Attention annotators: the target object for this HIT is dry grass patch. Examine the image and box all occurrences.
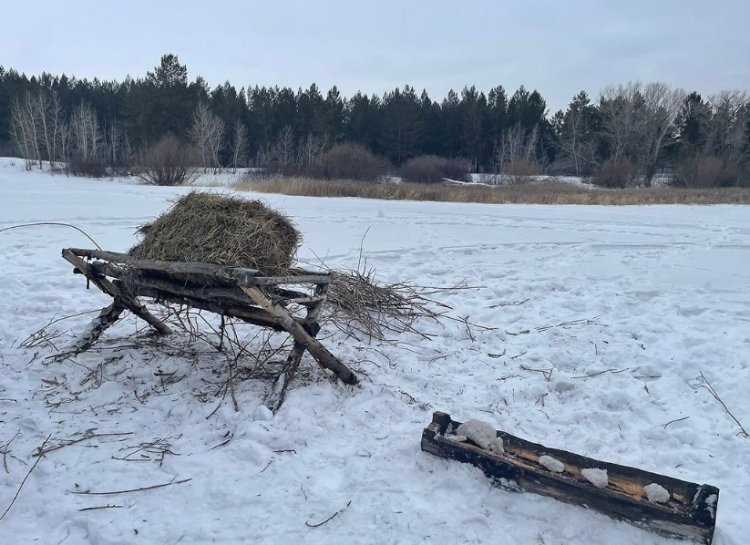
[237,177,750,205]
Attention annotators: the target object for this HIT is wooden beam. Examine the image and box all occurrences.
[62,249,172,336]
[242,286,357,385]
[265,284,328,412]
[421,412,719,544]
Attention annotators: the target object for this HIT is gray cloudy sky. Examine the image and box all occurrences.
[2,0,748,111]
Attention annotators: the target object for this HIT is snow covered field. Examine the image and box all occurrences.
[1,158,749,544]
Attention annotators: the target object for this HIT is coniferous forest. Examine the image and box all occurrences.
[1,54,748,187]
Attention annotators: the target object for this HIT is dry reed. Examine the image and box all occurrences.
[239,177,750,205]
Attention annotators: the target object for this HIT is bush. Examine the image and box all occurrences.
[503,159,543,184]
[674,154,739,188]
[590,158,640,188]
[315,143,391,182]
[399,155,470,184]
[65,158,108,178]
[137,134,200,186]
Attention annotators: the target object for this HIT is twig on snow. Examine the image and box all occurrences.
[0,430,20,474]
[78,504,123,512]
[535,316,600,333]
[571,367,629,379]
[305,500,352,528]
[34,431,134,457]
[663,416,690,429]
[697,371,748,438]
[0,433,52,521]
[72,477,192,496]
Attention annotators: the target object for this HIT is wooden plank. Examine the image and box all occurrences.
[242,286,357,385]
[265,284,328,412]
[421,412,718,544]
[70,302,125,353]
[66,248,330,285]
[62,249,172,336]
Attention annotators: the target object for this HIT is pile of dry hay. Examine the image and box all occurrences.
[130,192,301,274]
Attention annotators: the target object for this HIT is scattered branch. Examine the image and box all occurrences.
[535,316,600,333]
[0,433,52,521]
[696,371,748,438]
[663,416,690,429]
[72,477,192,496]
[78,504,123,512]
[305,500,352,528]
[34,431,133,457]
[0,430,20,474]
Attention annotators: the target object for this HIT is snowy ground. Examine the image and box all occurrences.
[1,158,748,544]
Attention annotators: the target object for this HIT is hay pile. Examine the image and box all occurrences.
[130,192,300,274]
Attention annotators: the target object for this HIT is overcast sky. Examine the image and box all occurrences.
[2,0,748,111]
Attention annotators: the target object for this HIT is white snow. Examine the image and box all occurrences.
[1,157,749,544]
[539,455,565,473]
[489,437,505,454]
[582,468,609,489]
[455,419,498,450]
[644,483,670,503]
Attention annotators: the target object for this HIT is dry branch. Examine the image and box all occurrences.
[697,371,748,438]
[73,477,192,496]
[0,434,51,522]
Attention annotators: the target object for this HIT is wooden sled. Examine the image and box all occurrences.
[62,248,357,411]
[421,412,719,544]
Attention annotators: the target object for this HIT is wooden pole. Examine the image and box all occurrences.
[242,286,357,385]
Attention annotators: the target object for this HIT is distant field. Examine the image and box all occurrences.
[240,176,750,205]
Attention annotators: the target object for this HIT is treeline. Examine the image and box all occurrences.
[1,54,748,186]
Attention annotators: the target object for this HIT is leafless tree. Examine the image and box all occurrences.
[10,94,42,168]
[70,101,102,161]
[189,102,224,173]
[9,89,66,169]
[272,125,296,169]
[707,90,749,165]
[600,82,685,184]
[296,132,327,168]
[494,123,538,171]
[640,82,685,181]
[230,121,247,173]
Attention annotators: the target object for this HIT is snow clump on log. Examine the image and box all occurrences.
[581,468,609,488]
[539,455,565,473]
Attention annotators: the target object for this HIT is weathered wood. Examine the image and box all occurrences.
[94,262,320,309]
[421,412,719,544]
[265,284,328,412]
[242,286,357,385]
[62,249,172,337]
[120,283,289,332]
[68,248,330,285]
[71,302,125,353]
[62,248,351,400]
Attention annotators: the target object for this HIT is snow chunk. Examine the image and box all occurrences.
[489,437,505,454]
[253,405,273,421]
[582,468,608,488]
[644,483,670,503]
[539,455,564,473]
[455,419,497,450]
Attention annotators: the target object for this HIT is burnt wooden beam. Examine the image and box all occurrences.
[421,412,718,544]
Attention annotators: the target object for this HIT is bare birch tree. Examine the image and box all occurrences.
[189,102,224,172]
[230,121,247,173]
[70,100,102,161]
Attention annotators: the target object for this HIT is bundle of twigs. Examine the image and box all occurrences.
[325,268,447,342]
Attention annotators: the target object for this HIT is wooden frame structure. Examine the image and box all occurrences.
[421,412,719,544]
[62,248,357,411]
